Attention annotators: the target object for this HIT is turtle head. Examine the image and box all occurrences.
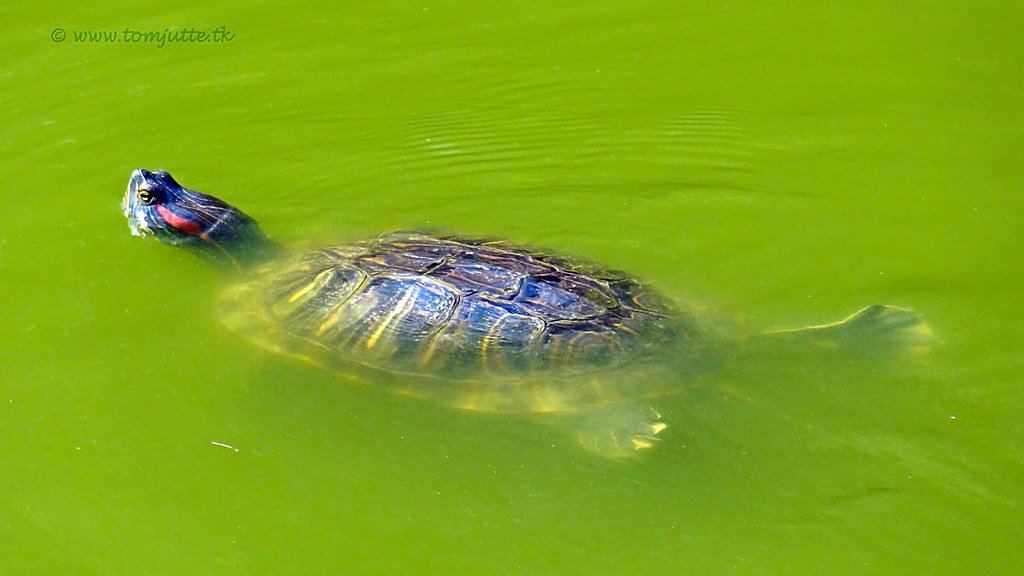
[122,169,275,267]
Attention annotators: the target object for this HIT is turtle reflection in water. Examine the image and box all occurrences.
[122,169,932,458]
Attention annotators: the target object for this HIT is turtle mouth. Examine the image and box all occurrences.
[126,212,151,237]
[123,171,153,237]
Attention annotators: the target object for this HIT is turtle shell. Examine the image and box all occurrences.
[219,233,699,411]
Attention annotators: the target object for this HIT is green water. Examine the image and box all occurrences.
[2,1,1021,574]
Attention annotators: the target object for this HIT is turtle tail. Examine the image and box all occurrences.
[753,304,934,356]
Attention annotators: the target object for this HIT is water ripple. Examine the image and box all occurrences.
[369,105,758,191]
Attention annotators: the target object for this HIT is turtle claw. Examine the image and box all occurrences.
[571,405,668,459]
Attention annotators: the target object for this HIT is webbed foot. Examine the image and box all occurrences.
[569,405,668,459]
[824,305,933,354]
[762,304,933,355]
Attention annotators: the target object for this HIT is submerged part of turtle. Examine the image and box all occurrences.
[122,169,933,458]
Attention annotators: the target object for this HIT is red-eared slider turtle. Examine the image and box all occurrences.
[122,169,932,458]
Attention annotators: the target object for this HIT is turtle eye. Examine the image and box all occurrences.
[137,189,156,205]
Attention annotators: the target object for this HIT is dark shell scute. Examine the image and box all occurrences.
[428,297,547,372]
[317,274,460,356]
[513,276,607,320]
[271,264,368,325]
[428,254,527,294]
[354,248,452,275]
[444,298,546,351]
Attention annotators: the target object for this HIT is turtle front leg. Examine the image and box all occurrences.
[560,404,668,459]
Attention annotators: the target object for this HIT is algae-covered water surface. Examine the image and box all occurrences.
[1,2,1021,574]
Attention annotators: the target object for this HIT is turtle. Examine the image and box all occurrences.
[121,168,933,458]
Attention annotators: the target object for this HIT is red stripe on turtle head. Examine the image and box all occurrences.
[156,203,205,236]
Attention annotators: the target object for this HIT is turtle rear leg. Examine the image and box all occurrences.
[563,404,668,459]
[761,304,933,355]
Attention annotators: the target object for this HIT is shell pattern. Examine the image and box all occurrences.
[243,233,686,380]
